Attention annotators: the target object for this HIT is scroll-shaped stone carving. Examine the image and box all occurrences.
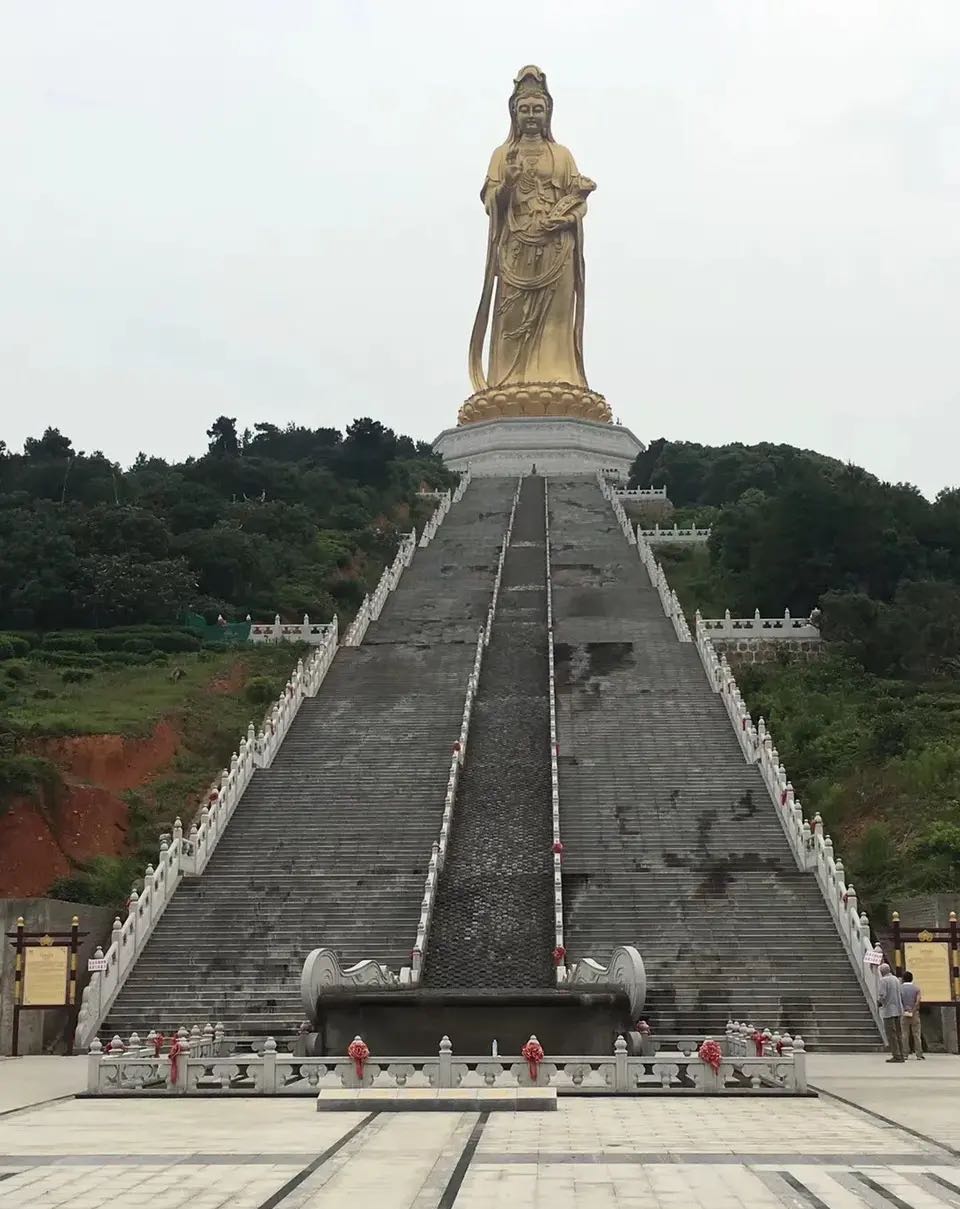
[567,944,646,1020]
[300,947,399,1025]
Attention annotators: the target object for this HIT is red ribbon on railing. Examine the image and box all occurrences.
[521,1038,544,1083]
[698,1040,722,1073]
[552,841,564,856]
[348,1037,369,1081]
[751,1030,765,1057]
[167,1036,185,1084]
[152,1032,164,1057]
[552,945,566,965]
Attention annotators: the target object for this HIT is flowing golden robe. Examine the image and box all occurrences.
[469,140,594,393]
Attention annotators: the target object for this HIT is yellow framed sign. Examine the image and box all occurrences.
[903,940,953,1005]
[22,945,69,1007]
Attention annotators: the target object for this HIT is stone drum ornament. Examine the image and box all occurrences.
[462,65,611,426]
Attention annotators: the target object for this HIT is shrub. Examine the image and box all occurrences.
[41,633,97,653]
[61,668,95,683]
[49,854,140,909]
[245,676,277,705]
[4,661,30,683]
[0,635,31,661]
[27,650,104,669]
[0,755,62,807]
[122,637,154,654]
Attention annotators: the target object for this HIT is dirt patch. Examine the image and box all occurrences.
[0,797,72,896]
[208,660,247,696]
[27,720,180,793]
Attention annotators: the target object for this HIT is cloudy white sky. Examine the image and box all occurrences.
[2,1,958,494]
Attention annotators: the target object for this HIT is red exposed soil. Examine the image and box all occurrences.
[1,720,184,897]
[27,720,180,793]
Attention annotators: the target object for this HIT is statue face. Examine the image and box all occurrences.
[516,96,547,136]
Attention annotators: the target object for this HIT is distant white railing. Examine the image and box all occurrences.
[411,477,522,984]
[418,470,472,548]
[544,480,564,984]
[343,530,416,647]
[248,615,336,645]
[697,609,820,641]
[597,480,882,1035]
[639,523,711,545]
[87,1028,807,1095]
[75,625,341,1049]
[615,485,667,502]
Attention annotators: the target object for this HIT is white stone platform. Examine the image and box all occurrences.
[433,416,643,477]
[316,1087,557,1111]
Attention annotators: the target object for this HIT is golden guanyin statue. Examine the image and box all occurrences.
[461,66,611,426]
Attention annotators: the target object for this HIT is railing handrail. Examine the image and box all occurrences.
[545,479,564,982]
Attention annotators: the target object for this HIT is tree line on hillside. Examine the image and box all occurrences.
[632,439,960,680]
[0,417,453,631]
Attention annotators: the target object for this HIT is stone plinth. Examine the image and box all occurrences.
[433,416,643,478]
[317,1087,557,1111]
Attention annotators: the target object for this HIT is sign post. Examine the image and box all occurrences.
[891,911,960,1051]
[5,916,88,1056]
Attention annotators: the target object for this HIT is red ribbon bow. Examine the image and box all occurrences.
[521,1038,545,1082]
[347,1038,370,1081]
[698,1040,722,1073]
[552,841,564,856]
[167,1037,185,1084]
[152,1032,165,1057]
[752,1030,765,1056]
[552,945,566,965]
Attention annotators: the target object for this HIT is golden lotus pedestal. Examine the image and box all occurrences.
[458,381,612,426]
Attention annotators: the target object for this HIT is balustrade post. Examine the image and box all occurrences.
[614,1034,628,1091]
[261,1037,277,1093]
[438,1035,453,1088]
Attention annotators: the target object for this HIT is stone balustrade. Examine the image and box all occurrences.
[599,485,884,1035]
[343,530,416,647]
[248,615,336,645]
[614,486,667,501]
[418,469,472,549]
[412,477,522,983]
[697,608,820,641]
[86,1028,807,1095]
[639,522,711,545]
[75,627,341,1050]
[596,470,636,546]
[544,480,564,983]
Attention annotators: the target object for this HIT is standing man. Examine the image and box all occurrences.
[878,963,905,1062]
[900,971,924,1059]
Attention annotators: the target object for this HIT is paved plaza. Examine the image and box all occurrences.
[0,1055,958,1207]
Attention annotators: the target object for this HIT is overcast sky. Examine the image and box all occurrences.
[2,1,958,495]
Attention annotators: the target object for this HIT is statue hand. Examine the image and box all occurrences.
[504,160,522,185]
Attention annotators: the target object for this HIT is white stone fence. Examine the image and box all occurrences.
[596,470,636,546]
[248,615,335,645]
[343,530,416,647]
[87,1029,807,1095]
[615,486,668,502]
[634,526,691,642]
[412,477,522,983]
[697,609,820,641]
[75,625,341,1050]
[418,469,472,548]
[639,523,711,545]
[544,480,564,984]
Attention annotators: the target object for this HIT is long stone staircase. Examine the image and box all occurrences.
[549,478,881,1050]
[101,478,516,1039]
[423,477,554,989]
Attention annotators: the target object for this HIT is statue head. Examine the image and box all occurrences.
[508,64,554,143]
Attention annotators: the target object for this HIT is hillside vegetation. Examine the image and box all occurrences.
[632,440,960,916]
[0,417,451,904]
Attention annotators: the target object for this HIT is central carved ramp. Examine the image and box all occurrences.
[423,476,554,988]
